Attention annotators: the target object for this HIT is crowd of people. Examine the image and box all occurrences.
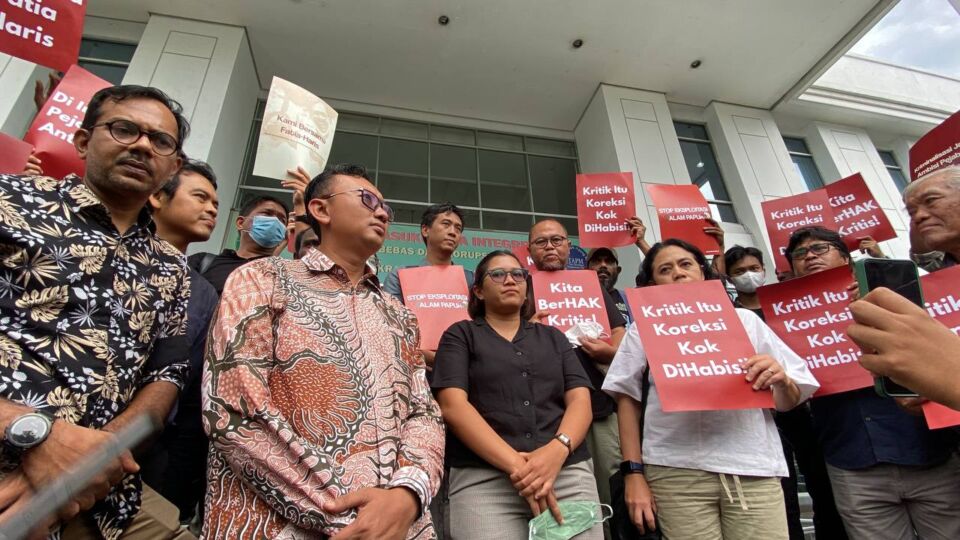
[0,83,957,540]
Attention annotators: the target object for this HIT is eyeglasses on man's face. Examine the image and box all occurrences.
[320,188,395,222]
[91,119,180,156]
[790,242,835,260]
[484,268,529,284]
[530,235,568,249]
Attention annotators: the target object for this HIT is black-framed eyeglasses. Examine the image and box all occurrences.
[531,235,568,249]
[790,242,834,260]
[320,188,395,222]
[484,268,529,283]
[91,120,179,156]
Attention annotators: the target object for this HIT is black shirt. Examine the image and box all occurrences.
[432,318,593,469]
[188,249,265,295]
[579,288,627,419]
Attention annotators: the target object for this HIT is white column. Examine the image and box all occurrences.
[0,54,53,137]
[121,15,261,254]
[805,122,910,257]
[703,102,806,272]
[575,84,690,286]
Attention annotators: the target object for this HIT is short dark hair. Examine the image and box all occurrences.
[641,238,720,286]
[82,85,190,150]
[238,195,290,218]
[303,163,373,233]
[724,245,764,272]
[420,203,465,245]
[784,226,850,268]
[158,159,217,198]
[294,228,319,257]
[468,250,534,319]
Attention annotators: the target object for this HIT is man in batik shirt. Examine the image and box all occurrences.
[203,163,444,540]
[0,85,192,539]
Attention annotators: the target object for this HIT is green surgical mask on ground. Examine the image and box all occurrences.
[528,501,612,540]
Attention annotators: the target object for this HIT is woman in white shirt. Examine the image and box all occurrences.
[603,239,819,540]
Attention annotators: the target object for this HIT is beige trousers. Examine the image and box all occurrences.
[61,485,196,540]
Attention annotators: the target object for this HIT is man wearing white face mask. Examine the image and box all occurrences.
[724,245,848,540]
[188,195,290,294]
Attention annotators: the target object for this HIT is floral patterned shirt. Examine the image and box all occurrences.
[0,173,191,539]
[202,249,444,539]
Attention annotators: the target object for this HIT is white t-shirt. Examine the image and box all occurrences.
[602,308,820,478]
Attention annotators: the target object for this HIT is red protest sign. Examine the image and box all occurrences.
[24,65,111,180]
[0,132,33,174]
[512,243,537,273]
[0,0,86,72]
[624,280,769,412]
[909,109,960,181]
[576,172,635,248]
[919,265,960,429]
[398,265,470,351]
[825,173,897,250]
[758,266,873,397]
[532,270,610,338]
[645,184,719,255]
[760,190,834,273]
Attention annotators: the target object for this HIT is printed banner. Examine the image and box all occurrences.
[253,76,338,180]
[825,173,897,250]
[532,270,611,338]
[23,64,110,179]
[919,265,960,428]
[0,132,32,174]
[0,0,86,71]
[576,172,635,248]
[624,280,769,412]
[909,109,960,181]
[760,190,834,273]
[398,265,470,351]
[757,266,873,396]
[645,184,719,255]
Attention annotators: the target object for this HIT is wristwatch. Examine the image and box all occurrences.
[3,411,54,458]
[620,460,645,476]
[554,433,573,456]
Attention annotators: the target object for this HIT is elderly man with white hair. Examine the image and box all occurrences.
[903,165,960,268]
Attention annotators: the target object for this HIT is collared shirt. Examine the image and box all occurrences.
[431,318,592,469]
[0,173,191,539]
[603,309,820,478]
[809,388,955,470]
[382,258,475,301]
[203,249,444,539]
[188,249,266,295]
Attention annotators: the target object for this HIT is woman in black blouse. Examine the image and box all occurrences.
[432,250,601,540]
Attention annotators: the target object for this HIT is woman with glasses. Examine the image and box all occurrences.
[431,249,602,540]
[603,239,819,540]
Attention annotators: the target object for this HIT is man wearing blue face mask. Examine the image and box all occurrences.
[188,195,290,294]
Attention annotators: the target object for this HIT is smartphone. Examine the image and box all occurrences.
[853,258,923,398]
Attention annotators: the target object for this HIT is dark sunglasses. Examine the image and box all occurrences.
[320,188,395,221]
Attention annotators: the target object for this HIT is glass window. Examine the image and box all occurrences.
[482,211,533,233]
[529,156,577,215]
[77,38,136,85]
[525,137,577,157]
[381,118,427,139]
[783,137,824,191]
[479,150,530,212]
[379,138,428,201]
[478,131,524,151]
[431,125,476,145]
[431,144,479,206]
[328,132,379,172]
[337,113,380,134]
[675,122,738,224]
[878,150,909,193]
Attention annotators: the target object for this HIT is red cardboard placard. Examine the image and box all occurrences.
[532,270,610,338]
[758,266,873,397]
[825,173,897,251]
[645,184,719,255]
[576,172,635,248]
[0,132,33,174]
[760,190,835,273]
[909,109,960,181]
[23,65,111,180]
[624,280,772,412]
[398,265,470,351]
[512,243,537,273]
[919,265,960,429]
[0,0,86,72]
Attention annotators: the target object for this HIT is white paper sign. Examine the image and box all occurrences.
[253,76,338,180]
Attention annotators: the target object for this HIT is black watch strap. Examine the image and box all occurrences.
[620,460,645,476]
